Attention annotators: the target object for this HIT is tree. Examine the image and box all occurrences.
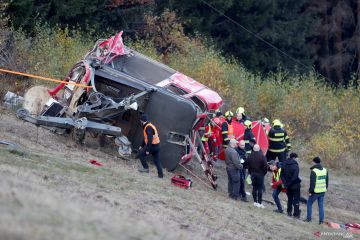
[308,0,359,86]
[142,9,188,63]
[5,0,154,35]
[156,0,315,75]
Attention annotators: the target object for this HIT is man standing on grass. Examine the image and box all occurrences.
[270,161,286,213]
[225,138,243,200]
[236,140,248,202]
[246,144,268,208]
[138,114,163,178]
[281,153,301,218]
[305,156,329,224]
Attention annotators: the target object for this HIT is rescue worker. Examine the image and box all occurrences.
[138,114,163,178]
[270,161,286,213]
[261,117,270,135]
[222,111,234,148]
[211,111,222,159]
[236,140,248,202]
[266,119,291,163]
[246,144,268,208]
[209,121,219,159]
[200,122,212,155]
[305,157,329,224]
[281,153,301,218]
[244,120,256,155]
[235,107,250,123]
[225,138,243,200]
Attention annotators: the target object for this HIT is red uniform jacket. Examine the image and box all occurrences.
[272,169,287,193]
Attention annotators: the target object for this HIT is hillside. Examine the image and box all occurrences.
[0,107,359,240]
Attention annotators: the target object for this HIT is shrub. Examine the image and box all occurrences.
[27,24,94,80]
[0,24,95,96]
[1,24,359,173]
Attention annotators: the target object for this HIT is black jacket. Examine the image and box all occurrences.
[281,157,301,189]
[221,119,232,146]
[236,147,247,161]
[268,126,291,152]
[245,151,268,176]
[309,164,329,194]
[244,129,256,153]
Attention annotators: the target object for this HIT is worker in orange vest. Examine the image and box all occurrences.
[138,113,163,178]
[222,111,234,148]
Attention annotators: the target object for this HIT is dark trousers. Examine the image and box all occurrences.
[286,185,301,216]
[266,151,286,163]
[239,169,246,198]
[251,174,264,204]
[272,187,283,211]
[227,169,240,199]
[139,145,163,177]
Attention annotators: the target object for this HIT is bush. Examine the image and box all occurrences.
[165,37,359,173]
[26,24,95,80]
[168,40,231,97]
[1,25,359,173]
[0,24,95,96]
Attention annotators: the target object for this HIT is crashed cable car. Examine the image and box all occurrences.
[17,32,222,188]
[17,32,271,189]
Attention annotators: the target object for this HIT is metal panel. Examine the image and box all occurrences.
[143,89,197,171]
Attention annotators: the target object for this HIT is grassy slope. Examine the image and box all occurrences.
[0,109,359,240]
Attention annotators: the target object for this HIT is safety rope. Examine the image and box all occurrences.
[0,68,92,89]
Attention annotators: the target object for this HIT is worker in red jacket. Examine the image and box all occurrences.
[200,122,212,154]
[270,161,286,213]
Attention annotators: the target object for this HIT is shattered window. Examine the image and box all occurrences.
[165,84,188,95]
[191,96,207,112]
[109,51,175,85]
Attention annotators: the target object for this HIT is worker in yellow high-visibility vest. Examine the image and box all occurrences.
[305,157,329,224]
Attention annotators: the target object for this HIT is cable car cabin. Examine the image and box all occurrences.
[42,32,222,172]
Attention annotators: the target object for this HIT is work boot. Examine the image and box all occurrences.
[138,168,149,173]
[293,210,301,219]
[273,209,283,214]
[240,197,248,202]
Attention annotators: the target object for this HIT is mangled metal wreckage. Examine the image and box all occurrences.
[17,32,223,189]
